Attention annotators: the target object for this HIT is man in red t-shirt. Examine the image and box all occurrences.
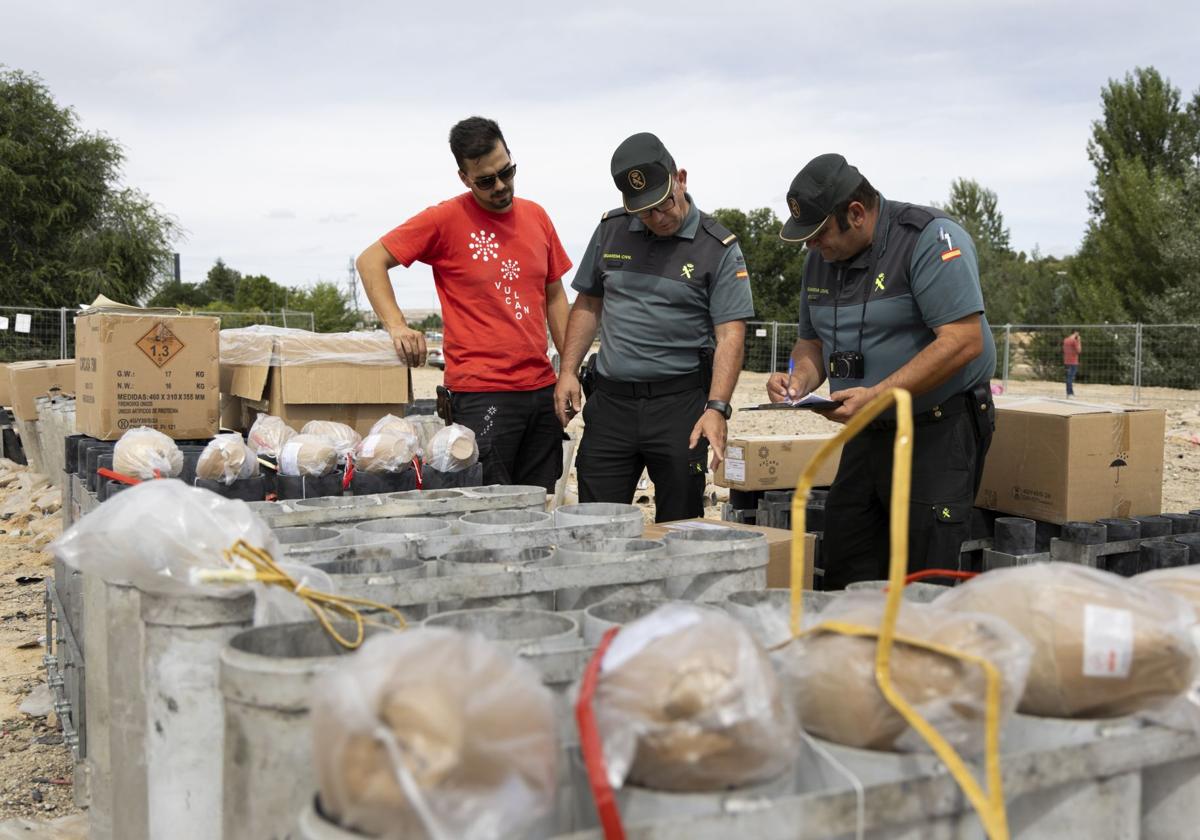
[356,117,572,491]
[1062,330,1081,397]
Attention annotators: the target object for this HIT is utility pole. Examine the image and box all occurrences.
[346,257,362,325]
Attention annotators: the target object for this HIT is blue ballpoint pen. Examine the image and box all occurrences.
[787,358,796,401]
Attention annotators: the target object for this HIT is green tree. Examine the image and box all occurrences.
[290,281,357,332]
[1076,67,1200,321]
[202,257,241,303]
[0,67,179,306]
[710,207,806,322]
[146,278,209,308]
[234,273,290,311]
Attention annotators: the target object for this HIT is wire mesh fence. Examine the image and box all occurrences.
[0,307,315,363]
[741,320,1200,405]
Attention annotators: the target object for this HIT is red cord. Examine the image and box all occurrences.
[342,457,355,491]
[412,457,424,490]
[902,571,979,583]
[97,467,141,486]
[575,626,625,840]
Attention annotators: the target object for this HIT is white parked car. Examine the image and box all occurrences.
[427,347,445,369]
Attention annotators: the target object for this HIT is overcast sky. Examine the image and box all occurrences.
[5,1,1199,313]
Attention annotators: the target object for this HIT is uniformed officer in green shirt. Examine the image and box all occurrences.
[769,153,996,586]
[556,132,755,523]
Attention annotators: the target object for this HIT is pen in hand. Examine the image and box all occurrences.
[787,358,797,401]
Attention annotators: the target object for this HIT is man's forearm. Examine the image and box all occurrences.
[559,295,603,373]
[708,321,745,402]
[870,322,981,398]
[356,242,407,330]
[546,282,569,355]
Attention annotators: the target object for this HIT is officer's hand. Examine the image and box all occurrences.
[689,409,727,466]
[388,325,427,367]
[766,372,802,403]
[821,387,877,424]
[554,373,582,428]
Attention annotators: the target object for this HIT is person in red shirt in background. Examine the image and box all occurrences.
[1062,330,1081,397]
[356,117,571,491]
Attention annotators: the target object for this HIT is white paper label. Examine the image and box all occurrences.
[14,313,31,333]
[726,446,744,460]
[1082,604,1133,679]
[279,441,302,477]
[602,606,701,673]
[755,328,767,337]
[0,317,8,330]
[725,457,746,482]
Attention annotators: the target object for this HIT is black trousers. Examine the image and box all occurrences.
[450,385,564,493]
[822,392,994,589]
[576,385,708,523]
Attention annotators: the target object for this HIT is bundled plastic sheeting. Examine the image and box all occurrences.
[425,424,479,473]
[247,414,296,458]
[937,563,1197,718]
[301,420,362,460]
[50,480,333,624]
[112,427,184,480]
[311,629,558,840]
[219,325,402,367]
[1137,566,1200,610]
[196,433,260,485]
[1135,566,1200,733]
[278,434,338,477]
[50,480,278,596]
[355,433,419,474]
[777,592,1032,752]
[591,603,797,792]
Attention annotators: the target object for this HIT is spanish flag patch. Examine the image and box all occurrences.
[941,248,962,262]
[735,269,749,279]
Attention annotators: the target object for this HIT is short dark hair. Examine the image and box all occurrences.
[449,117,507,169]
[833,176,880,232]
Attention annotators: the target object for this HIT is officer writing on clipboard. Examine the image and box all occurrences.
[769,153,996,587]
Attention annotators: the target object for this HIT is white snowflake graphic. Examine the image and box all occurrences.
[500,259,520,282]
[468,230,499,262]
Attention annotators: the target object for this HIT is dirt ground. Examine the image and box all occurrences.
[0,462,79,824]
[0,366,1194,827]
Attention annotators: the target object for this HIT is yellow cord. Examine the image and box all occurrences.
[787,388,1009,840]
[222,539,408,649]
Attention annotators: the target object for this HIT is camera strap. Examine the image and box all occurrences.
[831,242,880,356]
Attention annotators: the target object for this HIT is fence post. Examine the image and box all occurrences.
[1133,323,1143,405]
[60,308,68,359]
[1002,325,1011,394]
[770,322,778,373]
[309,312,315,332]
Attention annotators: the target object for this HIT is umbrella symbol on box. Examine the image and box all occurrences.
[1110,452,1128,484]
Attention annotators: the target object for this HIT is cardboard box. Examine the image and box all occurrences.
[0,363,11,408]
[222,329,412,436]
[7,359,76,422]
[716,434,842,491]
[643,518,815,590]
[75,312,220,440]
[975,398,1165,525]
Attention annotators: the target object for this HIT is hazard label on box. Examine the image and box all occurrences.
[136,323,186,368]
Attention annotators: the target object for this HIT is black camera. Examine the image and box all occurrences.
[828,351,865,379]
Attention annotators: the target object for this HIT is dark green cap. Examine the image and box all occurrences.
[611,132,676,213]
[780,153,863,242]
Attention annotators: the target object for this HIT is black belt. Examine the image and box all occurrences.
[867,390,989,431]
[595,370,703,398]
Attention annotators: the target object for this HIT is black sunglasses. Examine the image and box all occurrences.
[471,162,517,190]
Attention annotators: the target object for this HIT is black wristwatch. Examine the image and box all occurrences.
[705,399,733,420]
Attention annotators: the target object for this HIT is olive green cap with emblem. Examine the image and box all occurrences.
[611,132,677,214]
[780,153,864,242]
